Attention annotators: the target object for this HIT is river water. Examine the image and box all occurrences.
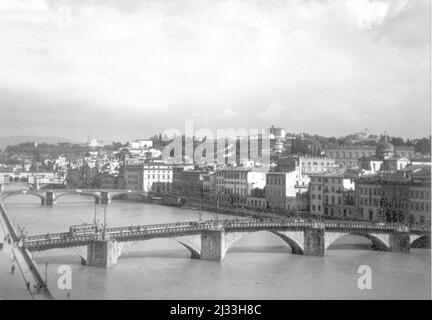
[0,189,430,300]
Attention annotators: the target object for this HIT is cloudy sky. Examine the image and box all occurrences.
[0,0,430,142]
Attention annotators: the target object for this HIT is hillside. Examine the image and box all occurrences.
[0,136,76,150]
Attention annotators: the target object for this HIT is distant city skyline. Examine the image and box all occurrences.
[0,0,430,141]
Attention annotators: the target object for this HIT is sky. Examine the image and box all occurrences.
[0,0,430,142]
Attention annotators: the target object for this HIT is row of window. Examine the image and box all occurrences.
[311,205,322,212]
[304,162,333,166]
[410,201,430,211]
[267,188,285,197]
[311,177,342,183]
[410,190,430,200]
[146,174,171,180]
[267,177,287,185]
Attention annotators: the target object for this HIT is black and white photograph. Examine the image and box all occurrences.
[0,0,430,304]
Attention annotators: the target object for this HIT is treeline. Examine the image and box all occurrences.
[3,142,88,158]
[289,135,431,155]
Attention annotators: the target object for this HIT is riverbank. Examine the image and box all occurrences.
[0,202,53,300]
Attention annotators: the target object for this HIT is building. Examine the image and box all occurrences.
[267,126,286,155]
[202,173,216,192]
[266,125,286,140]
[180,170,206,199]
[309,172,356,218]
[323,139,415,166]
[355,174,431,226]
[246,196,267,210]
[95,173,118,189]
[171,165,195,195]
[216,168,268,205]
[123,162,173,193]
[298,156,338,175]
[274,155,337,175]
[286,192,310,212]
[358,138,411,173]
[265,167,309,210]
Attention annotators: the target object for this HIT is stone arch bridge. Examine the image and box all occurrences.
[0,189,147,205]
[22,219,430,268]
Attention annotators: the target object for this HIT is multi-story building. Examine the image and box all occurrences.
[358,138,411,173]
[309,172,356,218]
[171,165,194,195]
[202,172,216,192]
[180,170,206,199]
[95,173,118,189]
[266,171,298,209]
[265,165,310,210]
[323,140,415,167]
[123,162,173,193]
[246,196,267,210]
[298,156,338,175]
[216,167,268,204]
[274,155,337,175]
[355,174,431,226]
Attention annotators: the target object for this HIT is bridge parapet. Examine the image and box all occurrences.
[21,218,430,267]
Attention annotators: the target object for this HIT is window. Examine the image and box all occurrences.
[409,215,415,224]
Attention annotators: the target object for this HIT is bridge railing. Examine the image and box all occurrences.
[23,218,430,249]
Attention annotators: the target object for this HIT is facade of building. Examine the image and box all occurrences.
[216,168,268,204]
[95,173,118,189]
[309,172,356,218]
[266,170,301,209]
[124,162,173,193]
[298,156,338,175]
[323,142,415,167]
[358,139,411,174]
[246,196,267,209]
[180,170,206,199]
[355,175,431,226]
[202,173,216,192]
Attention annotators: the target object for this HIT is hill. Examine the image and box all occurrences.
[0,136,76,150]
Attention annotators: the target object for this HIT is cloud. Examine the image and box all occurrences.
[346,0,409,30]
[257,103,285,120]
[0,0,429,140]
[221,108,239,118]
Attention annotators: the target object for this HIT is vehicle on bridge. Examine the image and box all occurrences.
[69,223,99,236]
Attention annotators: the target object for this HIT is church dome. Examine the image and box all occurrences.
[376,137,394,158]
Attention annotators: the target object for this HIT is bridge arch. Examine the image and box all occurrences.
[410,235,430,249]
[225,230,304,255]
[54,191,100,202]
[118,235,201,260]
[325,232,390,251]
[1,191,46,202]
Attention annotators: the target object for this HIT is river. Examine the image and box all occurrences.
[0,190,430,300]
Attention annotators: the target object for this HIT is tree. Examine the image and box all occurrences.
[390,136,404,146]
[291,138,310,155]
[414,137,431,155]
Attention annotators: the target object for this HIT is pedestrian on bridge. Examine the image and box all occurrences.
[10,264,15,274]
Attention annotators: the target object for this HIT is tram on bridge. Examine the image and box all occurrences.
[69,223,99,236]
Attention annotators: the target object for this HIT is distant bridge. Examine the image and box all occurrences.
[0,188,148,205]
[21,219,430,268]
